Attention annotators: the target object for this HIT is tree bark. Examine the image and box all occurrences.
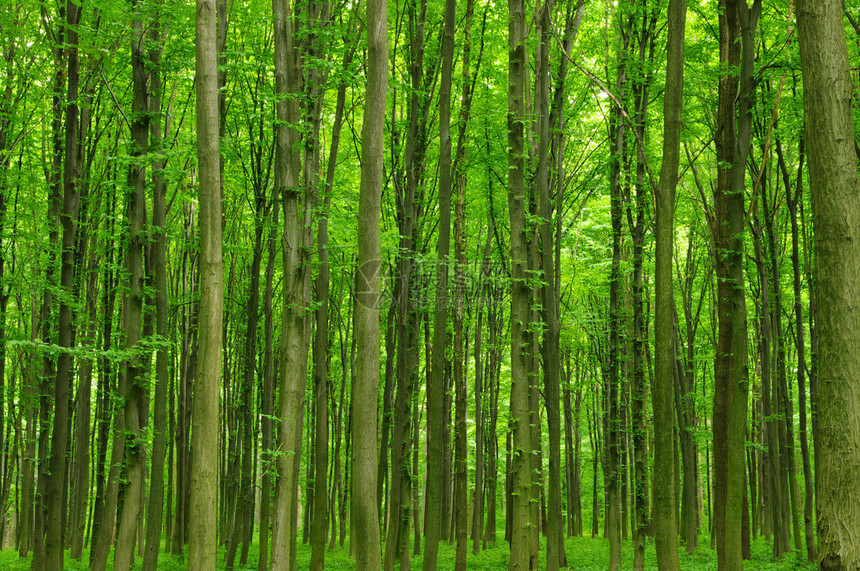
[451,0,476,564]
[778,139,816,562]
[712,1,758,568]
[507,0,533,566]
[797,0,860,567]
[44,2,82,566]
[351,0,387,564]
[142,7,171,568]
[113,3,151,567]
[271,0,313,566]
[424,0,453,562]
[188,0,223,566]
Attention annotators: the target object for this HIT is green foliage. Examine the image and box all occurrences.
[1,534,816,570]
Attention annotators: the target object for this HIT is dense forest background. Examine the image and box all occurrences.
[1,0,859,568]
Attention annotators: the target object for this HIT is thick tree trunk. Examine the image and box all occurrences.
[188,0,223,566]
[351,0,386,564]
[797,1,860,567]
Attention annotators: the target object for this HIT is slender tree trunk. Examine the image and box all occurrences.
[484,281,502,548]
[452,101,468,571]
[507,0,533,565]
[797,1,860,566]
[762,182,801,555]
[424,0,453,563]
[536,0,571,566]
[32,12,65,563]
[44,2,82,566]
[142,8,170,568]
[113,4,151,567]
[676,234,701,554]
[606,36,627,570]
[451,0,476,564]
[386,4,429,565]
[69,228,97,561]
[778,139,816,562]
[309,18,351,570]
[626,8,657,568]
[752,207,785,556]
[271,0,313,565]
[712,1,758,568]
[90,206,122,571]
[257,196,278,571]
[472,237,489,554]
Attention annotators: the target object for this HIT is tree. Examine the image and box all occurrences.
[43,1,84,567]
[797,0,860,567]
[142,5,171,569]
[351,0,387,565]
[711,0,759,568]
[424,0,454,563]
[507,0,534,566]
[188,0,223,567]
[653,0,685,567]
[271,0,312,566]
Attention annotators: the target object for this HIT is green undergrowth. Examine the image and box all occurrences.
[0,535,815,570]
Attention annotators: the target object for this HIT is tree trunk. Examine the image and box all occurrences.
[309,16,351,571]
[424,0,453,563]
[752,205,785,556]
[606,33,627,569]
[385,3,430,565]
[257,195,279,571]
[626,7,657,568]
[712,1,759,568]
[44,2,82,566]
[113,4,151,567]
[271,0,313,566]
[188,0,223,566]
[507,0,533,565]
[451,0,476,564]
[351,0,387,564]
[797,1,860,566]
[778,139,816,562]
[142,8,171,569]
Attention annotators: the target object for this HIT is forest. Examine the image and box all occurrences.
[0,0,859,569]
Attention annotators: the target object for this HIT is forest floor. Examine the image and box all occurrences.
[0,536,816,570]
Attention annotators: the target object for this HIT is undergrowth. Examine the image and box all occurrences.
[0,534,816,570]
